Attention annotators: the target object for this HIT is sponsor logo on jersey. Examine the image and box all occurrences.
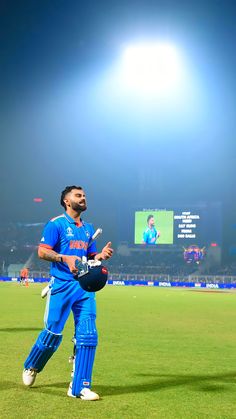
[69,240,88,250]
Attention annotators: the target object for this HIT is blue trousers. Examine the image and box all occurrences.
[44,277,97,333]
[24,277,98,387]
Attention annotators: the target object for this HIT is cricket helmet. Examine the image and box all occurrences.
[78,264,108,292]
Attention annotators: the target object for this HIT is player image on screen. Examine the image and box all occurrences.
[134,210,173,245]
[142,214,160,245]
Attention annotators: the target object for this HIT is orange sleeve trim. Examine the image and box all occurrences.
[38,244,53,249]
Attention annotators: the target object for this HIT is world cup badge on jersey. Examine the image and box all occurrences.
[66,227,74,237]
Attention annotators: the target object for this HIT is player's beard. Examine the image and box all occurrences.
[71,200,87,212]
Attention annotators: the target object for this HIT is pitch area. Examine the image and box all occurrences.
[1,283,236,418]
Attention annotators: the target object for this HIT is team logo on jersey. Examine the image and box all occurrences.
[84,230,90,238]
[41,237,45,242]
[66,227,74,237]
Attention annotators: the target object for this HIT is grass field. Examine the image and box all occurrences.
[1,283,236,418]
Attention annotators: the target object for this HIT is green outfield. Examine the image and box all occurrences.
[1,283,236,418]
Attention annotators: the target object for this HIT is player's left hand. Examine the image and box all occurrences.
[101,242,113,260]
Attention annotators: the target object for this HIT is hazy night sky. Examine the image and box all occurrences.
[1,0,236,245]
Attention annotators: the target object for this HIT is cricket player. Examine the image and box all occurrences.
[22,185,113,400]
[142,214,160,245]
[20,267,29,286]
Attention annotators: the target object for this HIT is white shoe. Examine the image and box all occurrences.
[67,383,99,400]
[80,387,99,401]
[22,369,37,386]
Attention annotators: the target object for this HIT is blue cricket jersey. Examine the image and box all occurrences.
[143,227,158,245]
[39,213,97,280]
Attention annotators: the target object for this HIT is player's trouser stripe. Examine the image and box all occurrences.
[44,285,51,328]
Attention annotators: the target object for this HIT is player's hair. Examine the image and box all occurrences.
[60,185,83,209]
[147,214,154,223]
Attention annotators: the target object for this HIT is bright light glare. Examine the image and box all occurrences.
[120,42,182,95]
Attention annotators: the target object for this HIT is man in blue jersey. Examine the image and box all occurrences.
[142,214,160,245]
[22,185,113,400]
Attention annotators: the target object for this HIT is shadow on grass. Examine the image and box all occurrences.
[35,382,69,389]
[0,381,19,391]
[2,371,236,398]
[0,381,69,398]
[94,370,236,396]
[0,327,42,333]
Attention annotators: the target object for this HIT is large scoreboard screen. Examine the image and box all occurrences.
[120,203,221,248]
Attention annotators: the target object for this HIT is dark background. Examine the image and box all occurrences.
[1,0,235,260]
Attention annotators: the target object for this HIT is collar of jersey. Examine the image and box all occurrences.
[64,212,83,227]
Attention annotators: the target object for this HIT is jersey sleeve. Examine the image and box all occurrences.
[39,221,60,249]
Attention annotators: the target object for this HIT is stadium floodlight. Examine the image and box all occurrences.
[120,42,182,95]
